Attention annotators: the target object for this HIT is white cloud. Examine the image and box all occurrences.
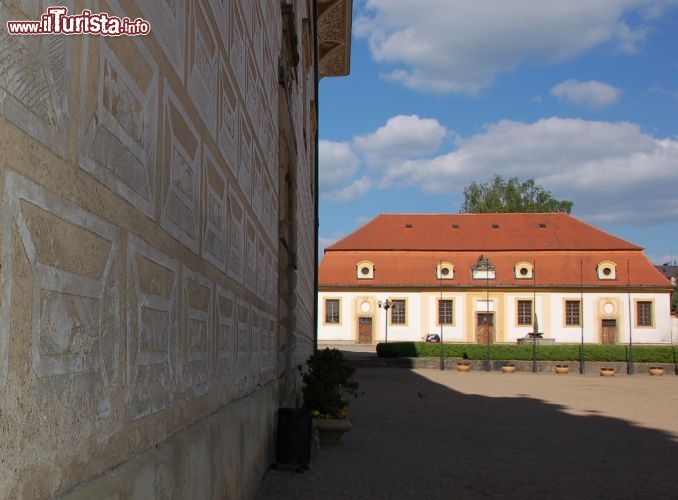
[354,114,447,167]
[551,79,623,109]
[319,140,359,190]
[355,0,672,94]
[324,176,375,202]
[376,117,678,223]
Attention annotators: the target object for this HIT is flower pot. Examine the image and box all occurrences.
[649,367,664,376]
[457,362,470,372]
[313,418,352,447]
[600,367,615,377]
[502,364,516,373]
[554,364,569,374]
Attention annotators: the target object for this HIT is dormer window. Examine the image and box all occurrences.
[436,261,454,280]
[514,261,534,279]
[471,255,495,280]
[596,261,617,280]
[356,260,375,279]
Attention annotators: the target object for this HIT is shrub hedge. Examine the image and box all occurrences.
[376,342,677,363]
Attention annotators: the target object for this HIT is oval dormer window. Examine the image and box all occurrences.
[514,262,534,279]
[597,261,617,280]
[356,260,375,279]
[436,261,454,280]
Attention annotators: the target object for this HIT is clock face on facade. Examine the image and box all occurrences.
[360,301,370,313]
[603,302,615,314]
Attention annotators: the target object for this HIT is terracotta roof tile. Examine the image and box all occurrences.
[320,214,670,289]
[326,213,642,252]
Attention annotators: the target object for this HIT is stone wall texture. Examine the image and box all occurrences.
[0,0,319,498]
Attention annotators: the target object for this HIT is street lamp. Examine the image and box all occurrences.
[472,255,494,372]
[378,299,392,344]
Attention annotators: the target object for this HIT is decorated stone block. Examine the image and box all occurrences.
[218,58,240,179]
[0,0,73,159]
[132,0,185,80]
[0,170,120,415]
[182,266,213,398]
[79,28,158,218]
[161,85,202,254]
[227,187,244,284]
[202,148,228,273]
[188,1,218,133]
[126,234,178,420]
[215,286,235,375]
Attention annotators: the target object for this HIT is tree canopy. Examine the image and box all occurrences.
[460,174,573,214]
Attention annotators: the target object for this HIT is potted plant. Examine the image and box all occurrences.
[554,364,569,374]
[502,362,516,373]
[600,367,615,377]
[649,366,664,376]
[457,361,471,372]
[302,348,359,447]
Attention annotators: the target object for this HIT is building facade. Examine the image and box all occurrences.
[319,214,675,345]
[0,1,352,498]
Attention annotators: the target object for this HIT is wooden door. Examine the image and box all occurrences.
[477,313,494,344]
[601,319,616,344]
[358,317,372,344]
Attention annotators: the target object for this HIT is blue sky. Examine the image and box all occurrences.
[318,0,678,264]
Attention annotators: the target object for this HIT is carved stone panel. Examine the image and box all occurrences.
[239,123,252,204]
[182,266,213,398]
[252,150,263,222]
[218,58,239,179]
[230,6,246,95]
[0,171,120,407]
[236,299,250,363]
[215,287,235,375]
[161,86,202,254]
[0,1,73,159]
[208,0,231,51]
[126,234,178,420]
[227,188,244,284]
[188,2,218,133]
[202,148,228,273]
[256,239,267,300]
[79,31,158,218]
[244,216,257,293]
[133,0,186,80]
[249,305,260,375]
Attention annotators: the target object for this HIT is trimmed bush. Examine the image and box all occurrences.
[375,342,676,363]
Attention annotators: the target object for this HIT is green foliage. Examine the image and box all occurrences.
[376,342,675,363]
[302,348,359,419]
[460,174,573,214]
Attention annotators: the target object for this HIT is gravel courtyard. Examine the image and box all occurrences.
[257,366,678,500]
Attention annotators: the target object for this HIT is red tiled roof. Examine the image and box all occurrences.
[326,213,642,252]
[320,214,670,289]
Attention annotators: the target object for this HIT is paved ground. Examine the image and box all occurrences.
[256,347,678,500]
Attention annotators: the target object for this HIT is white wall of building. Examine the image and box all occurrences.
[318,290,673,344]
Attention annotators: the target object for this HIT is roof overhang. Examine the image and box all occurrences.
[317,0,353,77]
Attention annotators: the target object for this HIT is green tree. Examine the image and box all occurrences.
[460,174,573,214]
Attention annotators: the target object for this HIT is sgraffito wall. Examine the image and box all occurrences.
[0,0,318,497]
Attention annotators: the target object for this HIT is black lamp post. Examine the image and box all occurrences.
[378,299,392,344]
[472,255,494,372]
[439,261,444,371]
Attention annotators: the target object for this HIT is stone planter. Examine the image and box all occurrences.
[600,367,615,377]
[649,367,665,376]
[457,362,471,372]
[554,364,569,374]
[502,364,516,373]
[313,418,352,448]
